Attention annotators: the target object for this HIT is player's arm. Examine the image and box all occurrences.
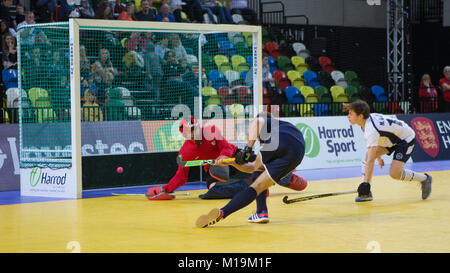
[364,146,378,183]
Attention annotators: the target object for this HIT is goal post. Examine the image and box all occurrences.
[18,19,263,198]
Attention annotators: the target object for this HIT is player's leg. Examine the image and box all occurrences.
[388,141,432,200]
[248,171,270,223]
[196,154,274,228]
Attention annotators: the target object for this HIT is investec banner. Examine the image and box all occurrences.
[20,167,77,198]
[282,116,393,170]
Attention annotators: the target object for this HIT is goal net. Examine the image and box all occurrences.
[17,19,262,198]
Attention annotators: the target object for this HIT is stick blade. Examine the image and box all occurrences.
[282,196,290,204]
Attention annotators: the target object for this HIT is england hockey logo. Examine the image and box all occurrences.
[411,117,439,158]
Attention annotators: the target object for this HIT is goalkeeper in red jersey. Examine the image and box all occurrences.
[146,117,308,200]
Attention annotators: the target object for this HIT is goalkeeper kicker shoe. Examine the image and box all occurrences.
[421,174,432,200]
[145,185,175,200]
[248,211,269,223]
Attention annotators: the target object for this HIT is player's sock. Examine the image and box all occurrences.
[256,189,268,213]
[400,169,427,182]
[361,161,366,178]
[221,187,257,219]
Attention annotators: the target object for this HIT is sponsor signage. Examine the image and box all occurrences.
[396,113,450,161]
[0,124,20,191]
[281,116,392,170]
[20,166,77,198]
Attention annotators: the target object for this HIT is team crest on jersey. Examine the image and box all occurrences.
[410,117,439,158]
[211,141,216,145]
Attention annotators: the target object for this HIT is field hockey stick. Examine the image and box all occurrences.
[282,190,357,204]
[176,156,235,167]
[111,192,190,197]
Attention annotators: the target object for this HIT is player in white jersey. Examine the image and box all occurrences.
[343,100,432,202]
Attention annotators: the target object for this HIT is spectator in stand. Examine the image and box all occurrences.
[439,66,450,112]
[165,0,185,22]
[200,0,234,24]
[1,19,16,38]
[144,42,164,101]
[156,3,175,22]
[113,0,125,15]
[14,3,25,27]
[0,0,13,24]
[2,32,16,70]
[79,0,96,19]
[118,1,136,21]
[60,0,79,20]
[36,0,58,18]
[92,48,118,101]
[135,0,156,21]
[182,0,205,23]
[418,73,438,113]
[169,33,187,61]
[82,89,103,122]
[94,0,114,20]
[154,33,171,60]
[226,0,258,24]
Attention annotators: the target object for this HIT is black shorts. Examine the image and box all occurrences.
[386,138,415,163]
[260,135,305,183]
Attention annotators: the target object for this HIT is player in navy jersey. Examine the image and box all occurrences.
[343,100,432,202]
[195,112,307,227]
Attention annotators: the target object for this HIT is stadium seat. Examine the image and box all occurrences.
[224,70,242,86]
[331,70,345,83]
[202,86,218,96]
[2,69,19,90]
[287,70,302,82]
[228,103,245,118]
[299,86,319,103]
[263,87,272,104]
[291,56,305,68]
[231,55,246,70]
[292,42,306,55]
[272,70,291,91]
[318,71,335,89]
[214,54,230,67]
[371,85,386,97]
[276,55,295,73]
[236,86,253,104]
[218,86,236,105]
[208,70,225,83]
[315,85,333,103]
[284,86,304,104]
[330,85,347,101]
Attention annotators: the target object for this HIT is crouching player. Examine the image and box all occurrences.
[343,100,432,202]
[196,112,307,227]
[146,117,307,200]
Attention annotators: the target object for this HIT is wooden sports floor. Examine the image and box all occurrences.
[0,161,449,253]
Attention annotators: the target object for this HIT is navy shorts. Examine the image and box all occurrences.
[260,134,305,183]
[386,138,415,163]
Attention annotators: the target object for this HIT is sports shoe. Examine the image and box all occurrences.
[248,211,269,223]
[282,173,308,191]
[355,192,373,202]
[421,174,432,200]
[145,185,175,200]
[196,208,223,228]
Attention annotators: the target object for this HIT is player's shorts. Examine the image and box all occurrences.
[386,138,415,163]
[260,134,305,183]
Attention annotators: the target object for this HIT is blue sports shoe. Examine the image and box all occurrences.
[248,211,269,223]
